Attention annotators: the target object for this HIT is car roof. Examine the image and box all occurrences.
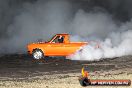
[56,33,69,36]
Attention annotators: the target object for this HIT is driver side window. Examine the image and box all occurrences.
[52,36,64,43]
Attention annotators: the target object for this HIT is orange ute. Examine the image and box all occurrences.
[27,33,87,59]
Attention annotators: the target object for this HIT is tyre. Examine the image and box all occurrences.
[32,49,44,60]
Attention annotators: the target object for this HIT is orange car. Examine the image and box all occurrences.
[27,33,87,59]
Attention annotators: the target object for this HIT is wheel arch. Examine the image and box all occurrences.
[32,48,44,55]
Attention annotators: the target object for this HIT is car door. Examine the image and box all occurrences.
[47,35,65,56]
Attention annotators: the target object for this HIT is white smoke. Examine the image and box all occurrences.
[68,20,132,61]
[70,10,118,39]
[1,0,132,61]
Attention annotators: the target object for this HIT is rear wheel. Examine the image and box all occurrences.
[32,49,44,60]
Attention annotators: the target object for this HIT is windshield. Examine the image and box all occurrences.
[48,35,56,42]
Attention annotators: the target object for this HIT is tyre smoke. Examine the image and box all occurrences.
[0,0,132,61]
[68,10,132,61]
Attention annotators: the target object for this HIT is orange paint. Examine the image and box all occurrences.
[27,34,87,56]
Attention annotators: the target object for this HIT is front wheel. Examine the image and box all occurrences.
[32,49,44,60]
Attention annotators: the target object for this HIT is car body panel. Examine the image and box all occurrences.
[27,34,87,56]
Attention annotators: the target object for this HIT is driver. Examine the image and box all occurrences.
[58,35,64,43]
